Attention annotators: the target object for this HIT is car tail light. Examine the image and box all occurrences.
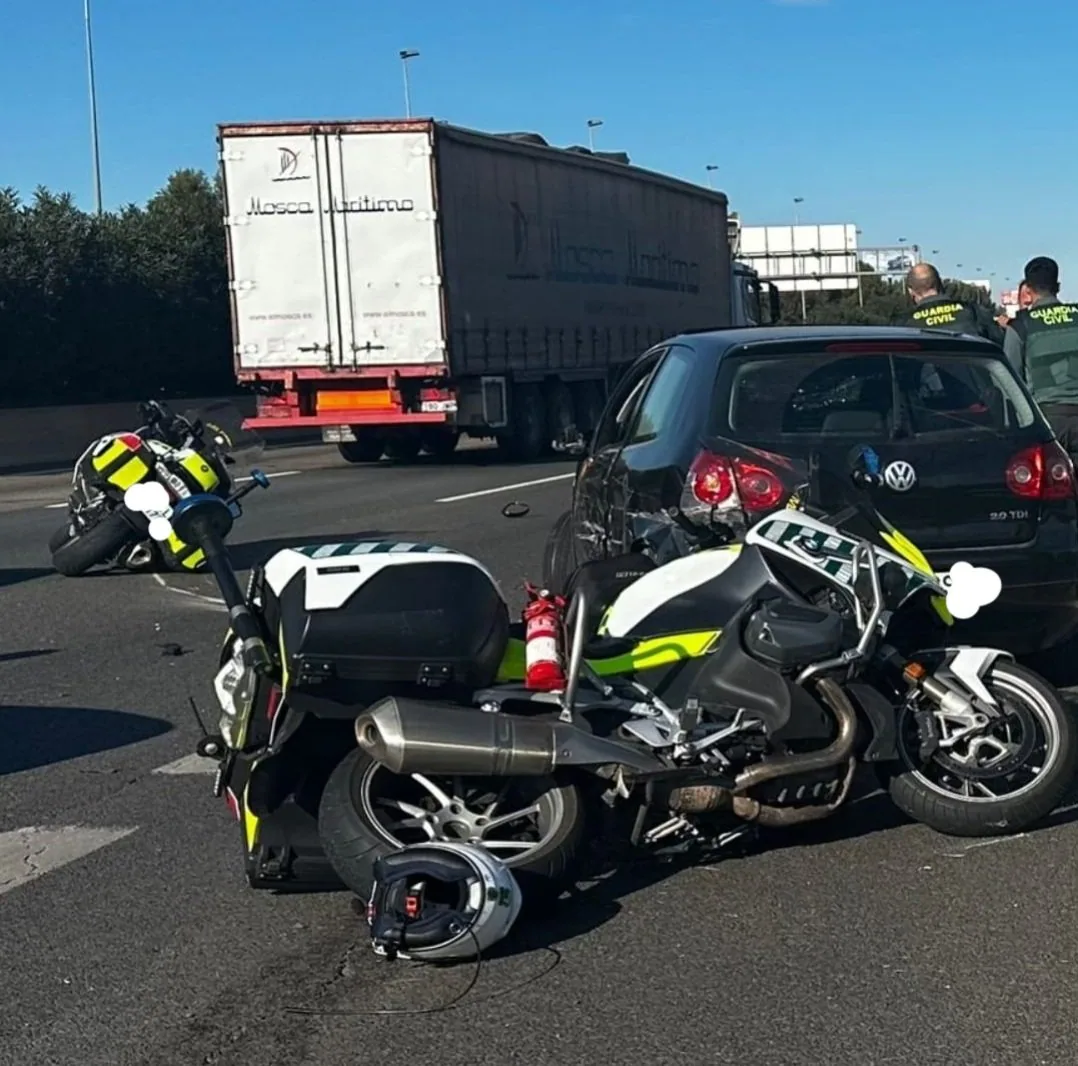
[1006,442,1075,501]
[687,451,786,514]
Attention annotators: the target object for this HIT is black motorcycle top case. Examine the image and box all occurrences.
[256,542,510,712]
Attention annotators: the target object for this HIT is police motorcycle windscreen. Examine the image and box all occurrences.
[181,400,265,468]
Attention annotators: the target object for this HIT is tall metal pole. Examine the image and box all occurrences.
[84,0,103,214]
[793,197,806,320]
[586,118,603,152]
[399,50,419,118]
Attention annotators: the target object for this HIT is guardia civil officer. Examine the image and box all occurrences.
[904,262,1005,345]
[1004,256,1078,454]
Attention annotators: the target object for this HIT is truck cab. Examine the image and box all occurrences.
[732,262,780,326]
[728,215,779,326]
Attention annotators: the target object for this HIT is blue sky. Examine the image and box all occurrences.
[4,0,1076,297]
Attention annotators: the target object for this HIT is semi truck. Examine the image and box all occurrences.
[217,118,779,462]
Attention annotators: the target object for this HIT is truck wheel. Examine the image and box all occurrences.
[546,382,576,458]
[383,434,422,462]
[421,428,460,459]
[338,437,384,464]
[51,510,133,577]
[498,383,546,461]
[573,380,606,439]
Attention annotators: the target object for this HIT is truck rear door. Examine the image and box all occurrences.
[220,129,338,369]
[328,129,445,368]
[219,125,446,373]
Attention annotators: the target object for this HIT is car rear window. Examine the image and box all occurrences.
[712,350,1037,441]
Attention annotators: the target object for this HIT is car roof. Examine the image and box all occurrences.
[665,324,1002,356]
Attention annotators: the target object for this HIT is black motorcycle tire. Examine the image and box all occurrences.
[881,660,1078,837]
[51,511,133,577]
[542,509,577,596]
[317,748,585,903]
[49,521,75,553]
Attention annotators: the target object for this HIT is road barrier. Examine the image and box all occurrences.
[0,396,320,474]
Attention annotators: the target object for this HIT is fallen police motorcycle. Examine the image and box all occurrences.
[149,445,1078,904]
[50,399,263,577]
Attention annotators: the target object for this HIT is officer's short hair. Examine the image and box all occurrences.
[1024,256,1060,297]
[906,263,943,295]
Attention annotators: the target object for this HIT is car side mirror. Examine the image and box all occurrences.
[552,424,588,457]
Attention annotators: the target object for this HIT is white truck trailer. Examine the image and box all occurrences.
[217,119,778,462]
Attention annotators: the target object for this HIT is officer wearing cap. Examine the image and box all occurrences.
[1004,256,1078,455]
[903,263,1005,344]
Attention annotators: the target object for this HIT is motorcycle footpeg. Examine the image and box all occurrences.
[913,708,940,761]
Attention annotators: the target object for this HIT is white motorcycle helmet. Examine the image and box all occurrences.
[366,841,522,962]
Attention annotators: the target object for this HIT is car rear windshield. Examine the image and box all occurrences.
[711,349,1038,441]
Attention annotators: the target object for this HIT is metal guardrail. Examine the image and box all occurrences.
[0,397,320,475]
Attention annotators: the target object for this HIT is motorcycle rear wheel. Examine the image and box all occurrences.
[51,511,133,577]
[881,660,1077,837]
[317,749,585,902]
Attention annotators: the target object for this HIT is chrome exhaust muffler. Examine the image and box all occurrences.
[355,696,662,777]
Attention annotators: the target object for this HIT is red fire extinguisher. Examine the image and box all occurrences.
[522,583,566,691]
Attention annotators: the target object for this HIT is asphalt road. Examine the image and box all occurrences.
[1,444,1077,1066]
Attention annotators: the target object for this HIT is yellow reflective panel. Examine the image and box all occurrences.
[588,630,720,677]
[881,529,934,577]
[91,440,129,470]
[178,452,221,492]
[107,457,150,491]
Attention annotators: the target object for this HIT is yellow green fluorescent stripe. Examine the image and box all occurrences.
[494,630,720,683]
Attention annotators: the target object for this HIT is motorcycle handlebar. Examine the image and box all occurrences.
[201,531,272,674]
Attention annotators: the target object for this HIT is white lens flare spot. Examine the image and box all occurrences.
[124,482,174,541]
[124,481,169,515]
[147,516,174,542]
[942,561,1002,620]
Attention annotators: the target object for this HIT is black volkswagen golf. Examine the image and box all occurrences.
[545,325,1078,659]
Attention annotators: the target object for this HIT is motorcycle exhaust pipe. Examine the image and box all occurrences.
[732,677,859,794]
[355,696,663,777]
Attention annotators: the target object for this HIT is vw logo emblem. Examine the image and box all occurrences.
[883,460,917,492]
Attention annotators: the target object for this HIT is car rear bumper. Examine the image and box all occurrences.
[928,545,1078,655]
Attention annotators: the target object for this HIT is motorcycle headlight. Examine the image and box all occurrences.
[212,639,258,749]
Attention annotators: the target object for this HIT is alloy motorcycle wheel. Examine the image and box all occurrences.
[318,749,585,902]
[884,661,1078,836]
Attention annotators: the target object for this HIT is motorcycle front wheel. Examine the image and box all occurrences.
[882,660,1078,837]
[317,749,585,902]
[51,511,133,577]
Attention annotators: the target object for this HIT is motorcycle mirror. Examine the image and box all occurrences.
[502,500,530,519]
[171,494,235,546]
[250,469,271,489]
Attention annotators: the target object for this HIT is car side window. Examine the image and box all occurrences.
[625,346,697,445]
[591,350,665,451]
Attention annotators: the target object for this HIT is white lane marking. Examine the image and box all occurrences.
[152,573,226,608]
[153,753,217,775]
[436,472,574,503]
[0,826,138,897]
[237,470,301,484]
[42,469,301,509]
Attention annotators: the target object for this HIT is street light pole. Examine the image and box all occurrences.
[399,50,419,118]
[84,0,103,215]
[586,118,603,152]
[705,164,718,189]
[793,197,806,320]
